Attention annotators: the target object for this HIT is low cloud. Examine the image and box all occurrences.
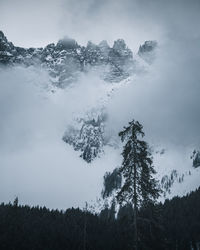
[0,66,121,209]
[0,0,200,209]
[107,37,200,149]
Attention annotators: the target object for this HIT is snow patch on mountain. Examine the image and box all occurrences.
[153,146,200,201]
[1,31,199,210]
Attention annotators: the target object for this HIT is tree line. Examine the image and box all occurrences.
[1,119,199,249]
[0,188,200,250]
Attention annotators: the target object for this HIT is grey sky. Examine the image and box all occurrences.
[1,0,199,51]
[0,0,200,209]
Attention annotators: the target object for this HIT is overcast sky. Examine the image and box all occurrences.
[0,0,200,209]
[1,0,199,51]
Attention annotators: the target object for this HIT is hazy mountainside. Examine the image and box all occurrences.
[0,30,157,87]
[0,30,155,163]
[0,31,136,86]
[138,40,157,64]
[191,150,200,168]
[63,113,106,163]
[101,147,200,206]
[1,30,200,203]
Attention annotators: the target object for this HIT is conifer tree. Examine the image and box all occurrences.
[116,120,160,250]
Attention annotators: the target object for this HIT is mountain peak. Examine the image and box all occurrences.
[138,40,157,64]
[0,31,6,39]
[113,39,127,51]
[98,40,110,48]
[138,40,157,54]
[56,37,79,50]
[86,41,97,49]
[0,30,157,85]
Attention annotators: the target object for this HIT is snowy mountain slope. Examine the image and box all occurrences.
[0,31,136,86]
[99,145,200,211]
[0,31,158,162]
[153,147,200,200]
[1,31,199,210]
[0,31,143,163]
[62,75,133,163]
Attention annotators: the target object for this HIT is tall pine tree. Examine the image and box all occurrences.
[117,120,160,250]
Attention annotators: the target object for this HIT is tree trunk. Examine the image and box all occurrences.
[133,163,138,250]
[83,203,87,250]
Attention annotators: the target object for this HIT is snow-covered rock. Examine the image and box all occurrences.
[0,31,141,86]
[4,30,199,205]
[138,40,157,64]
[63,114,106,163]
[191,150,200,168]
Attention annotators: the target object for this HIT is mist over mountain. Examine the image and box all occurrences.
[0,28,200,211]
[0,30,156,163]
[0,1,200,249]
[0,30,153,85]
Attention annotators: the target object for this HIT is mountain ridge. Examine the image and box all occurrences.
[0,31,158,163]
[0,31,156,86]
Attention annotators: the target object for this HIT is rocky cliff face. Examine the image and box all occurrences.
[138,40,157,64]
[0,31,157,162]
[0,31,138,86]
[191,150,200,168]
[63,114,106,163]
[1,31,200,203]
